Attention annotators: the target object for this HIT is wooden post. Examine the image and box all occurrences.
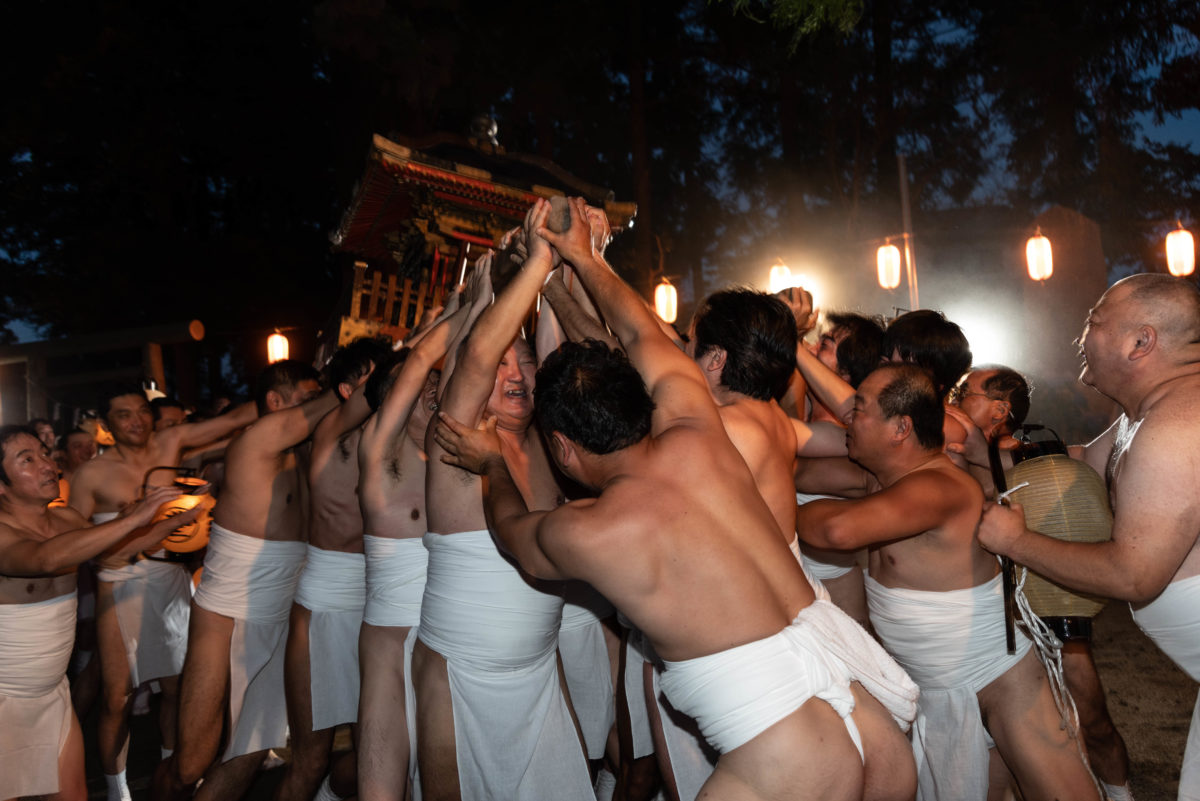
[144,342,166,394]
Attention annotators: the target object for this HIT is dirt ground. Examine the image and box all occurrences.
[85,598,1194,800]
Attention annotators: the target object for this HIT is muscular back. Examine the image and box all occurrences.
[547,424,815,664]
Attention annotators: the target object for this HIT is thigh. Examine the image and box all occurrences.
[283,604,317,739]
[979,649,1100,801]
[1060,640,1109,727]
[848,682,916,801]
[95,581,132,699]
[411,638,459,801]
[358,623,413,801]
[48,710,87,801]
[175,602,234,775]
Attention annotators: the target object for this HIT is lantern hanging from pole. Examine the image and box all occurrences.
[877,243,902,290]
[654,278,678,324]
[768,260,792,294]
[1026,228,1053,282]
[267,332,290,364]
[1166,222,1195,277]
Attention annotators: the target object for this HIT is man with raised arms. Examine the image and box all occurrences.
[0,424,198,801]
[980,273,1200,800]
[413,200,592,800]
[69,385,257,801]
[796,363,1099,801]
[274,337,391,801]
[355,263,487,801]
[156,360,332,801]
[437,197,919,801]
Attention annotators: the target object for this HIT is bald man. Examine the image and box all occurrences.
[981,273,1200,800]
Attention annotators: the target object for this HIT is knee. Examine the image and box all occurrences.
[101,684,133,715]
[173,751,209,787]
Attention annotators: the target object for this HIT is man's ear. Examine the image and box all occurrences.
[551,430,575,468]
[264,389,284,412]
[990,399,1010,427]
[1129,325,1157,361]
[702,347,727,374]
[337,381,354,402]
[892,415,913,443]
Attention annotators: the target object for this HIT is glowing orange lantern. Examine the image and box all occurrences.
[267,332,289,363]
[1167,223,1195,277]
[1026,229,1053,282]
[654,278,678,324]
[877,243,902,290]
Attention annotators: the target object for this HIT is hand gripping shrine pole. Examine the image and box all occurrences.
[987,438,1018,655]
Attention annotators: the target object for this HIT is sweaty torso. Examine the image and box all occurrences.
[568,427,814,663]
[360,421,429,541]
[0,507,90,604]
[70,432,184,517]
[866,458,995,592]
[309,426,366,553]
[1109,381,1200,583]
[214,435,310,542]
[718,397,800,544]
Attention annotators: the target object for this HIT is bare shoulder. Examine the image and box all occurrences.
[898,459,982,510]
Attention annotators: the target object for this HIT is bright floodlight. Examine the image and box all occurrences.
[654,278,678,324]
[267,332,290,364]
[1026,230,1053,282]
[1167,224,1195,277]
[877,243,902,290]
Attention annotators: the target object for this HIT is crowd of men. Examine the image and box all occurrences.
[1,195,1198,801]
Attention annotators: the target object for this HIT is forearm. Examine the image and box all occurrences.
[542,280,617,347]
[567,252,655,348]
[480,456,537,557]
[4,518,142,576]
[1004,532,1153,602]
[795,346,853,421]
[796,501,874,551]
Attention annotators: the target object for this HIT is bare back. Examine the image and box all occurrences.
[546,423,814,663]
[718,397,800,545]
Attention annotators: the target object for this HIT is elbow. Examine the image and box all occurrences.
[821,518,859,551]
[1125,576,1171,605]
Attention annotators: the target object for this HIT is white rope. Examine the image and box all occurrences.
[1011,561,1106,799]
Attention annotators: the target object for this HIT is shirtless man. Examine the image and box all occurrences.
[980,273,1200,800]
[437,197,919,801]
[796,363,1099,801]
[68,385,256,801]
[648,287,850,800]
[156,360,332,801]
[0,425,197,801]
[355,264,486,801]
[274,338,391,801]
[414,200,593,800]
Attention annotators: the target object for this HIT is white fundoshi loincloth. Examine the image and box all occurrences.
[294,545,365,731]
[653,536,834,800]
[1131,574,1200,801]
[93,511,191,685]
[193,522,306,760]
[655,599,917,799]
[0,592,77,800]
[866,573,1031,801]
[363,534,428,628]
[417,529,593,800]
[559,581,616,760]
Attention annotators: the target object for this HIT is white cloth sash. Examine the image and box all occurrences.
[0,594,77,800]
[866,573,1030,801]
[1132,574,1200,800]
[418,529,592,800]
[194,522,306,623]
[363,534,428,628]
[96,555,191,685]
[193,523,306,760]
[295,546,365,730]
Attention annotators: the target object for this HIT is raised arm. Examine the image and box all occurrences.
[1,486,194,576]
[539,269,619,351]
[235,389,340,455]
[166,400,258,452]
[538,198,714,430]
